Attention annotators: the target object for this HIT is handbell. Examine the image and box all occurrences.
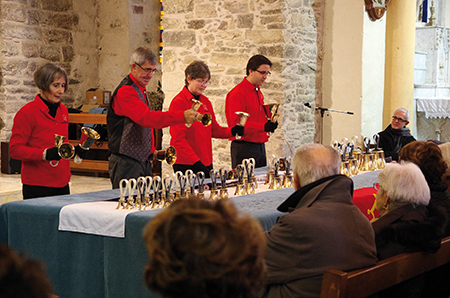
[263,103,280,122]
[74,127,101,164]
[235,111,250,140]
[54,134,75,159]
[154,146,177,165]
[186,99,212,127]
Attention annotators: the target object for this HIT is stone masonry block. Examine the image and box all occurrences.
[2,3,27,23]
[245,30,284,44]
[163,0,194,14]
[163,31,196,48]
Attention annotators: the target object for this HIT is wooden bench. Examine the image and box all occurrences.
[320,236,450,298]
[68,113,108,173]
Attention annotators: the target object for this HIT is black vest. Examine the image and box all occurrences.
[107,75,153,162]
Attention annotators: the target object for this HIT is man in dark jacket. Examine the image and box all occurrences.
[262,144,377,298]
[378,108,416,161]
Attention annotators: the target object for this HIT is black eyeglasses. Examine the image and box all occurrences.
[392,116,407,123]
[135,63,158,74]
[255,69,271,76]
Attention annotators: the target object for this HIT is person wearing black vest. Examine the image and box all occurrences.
[107,47,198,188]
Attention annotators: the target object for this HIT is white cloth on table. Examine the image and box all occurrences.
[58,201,139,238]
[417,98,450,118]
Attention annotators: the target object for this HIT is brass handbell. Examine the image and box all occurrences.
[234,111,250,140]
[135,177,146,210]
[143,176,153,209]
[186,171,197,199]
[116,179,128,210]
[340,144,352,177]
[282,156,293,188]
[53,134,75,161]
[359,137,376,171]
[265,154,276,185]
[219,168,229,199]
[154,146,177,165]
[372,133,386,170]
[186,98,212,127]
[124,178,137,209]
[248,158,258,189]
[209,169,220,200]
[74,127,101,164]
[243,159,255,194]
[197,171,206,199]
[151,176,162,209]
[269,159,282,190]
[263,103,280,122]
[234,164,247,196]
[161,175,174,208]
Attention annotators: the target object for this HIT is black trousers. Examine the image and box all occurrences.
[22,184,70,200]
[108,153,152,189]
[230,141,267,169]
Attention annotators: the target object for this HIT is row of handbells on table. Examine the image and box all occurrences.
[333,134,386,178]
[116,156,294,211]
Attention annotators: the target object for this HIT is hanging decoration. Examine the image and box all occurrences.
[159,0,164,64]
[364,0,391,22]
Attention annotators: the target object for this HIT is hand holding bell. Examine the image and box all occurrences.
[234,111,249,140]
[185,99,212,128]
[74,127,100,164]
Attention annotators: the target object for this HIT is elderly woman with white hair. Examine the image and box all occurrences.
[372,162,445,261]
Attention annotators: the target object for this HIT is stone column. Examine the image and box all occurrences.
[383,0,416,132]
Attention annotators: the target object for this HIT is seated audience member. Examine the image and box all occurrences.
[377,108,416,162]
[399,141,450,236]
[438,142,450,193]
[262,143,377,298]
[372,162,445,260]
[0,245,55,298]
[372,162,446,298]
[143,198,266,298]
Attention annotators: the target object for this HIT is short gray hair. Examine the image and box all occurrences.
[130,47,157,66]
[377,162,430,210]
[292,143,341,186]
[394,107,410,121]
[34,62,68,92]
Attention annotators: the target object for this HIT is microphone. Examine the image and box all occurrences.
[304,102,312,108]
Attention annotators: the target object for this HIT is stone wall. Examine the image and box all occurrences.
[0,0,98,142]
[161,0,317,170]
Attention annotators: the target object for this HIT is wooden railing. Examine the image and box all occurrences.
[320,236,450,298]
[68,113,108,173]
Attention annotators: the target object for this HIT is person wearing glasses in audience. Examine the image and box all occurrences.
[107,47,198,188]
[169,61,244,177]
[225,54,278,169]
[377,107,416,162]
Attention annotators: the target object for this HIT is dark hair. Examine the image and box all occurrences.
[131,47,158,66]
[399,141,448,185]
[246,55,272,76]
[143,198,267,298]
[184,61,210,86]
[34,63,68,92]
[0,245,54,298]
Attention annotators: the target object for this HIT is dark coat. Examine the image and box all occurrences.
[262,175,377,298]
[378,124,416,161]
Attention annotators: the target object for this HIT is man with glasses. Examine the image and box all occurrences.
[377,107,416,162]
[225,54,278,168]
[107,47,198,188]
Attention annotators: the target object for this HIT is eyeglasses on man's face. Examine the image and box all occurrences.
[255,69,271,76]
[392,116,407,123]
[135,63,158,74]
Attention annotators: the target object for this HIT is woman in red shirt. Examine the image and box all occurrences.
[169,61,243,177]
[10,63,85,199]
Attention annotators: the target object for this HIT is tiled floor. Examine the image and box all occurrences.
[0,172,112,204]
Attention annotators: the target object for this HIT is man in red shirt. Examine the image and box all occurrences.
[107,47,197,188]
[225,54,278,168]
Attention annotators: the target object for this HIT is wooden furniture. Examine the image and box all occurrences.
[320,236,450,298]
[68,113,109,174]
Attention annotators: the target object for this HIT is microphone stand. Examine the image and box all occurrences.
[304,103,354,144]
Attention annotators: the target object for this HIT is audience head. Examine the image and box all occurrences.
[399,140,448,186]
[391,108,410,129]
[291,143,341,188]
[143,198,266,298]
[34,62,68,93]
[0,245,54,298]
[438,142,450,186]
[376,162,430,215]
[184,61,210,95]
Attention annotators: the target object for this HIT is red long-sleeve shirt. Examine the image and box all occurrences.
[9,95,71,187]
[111,74,185,153]
[225,78,270,143]
[169,87,231,166]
